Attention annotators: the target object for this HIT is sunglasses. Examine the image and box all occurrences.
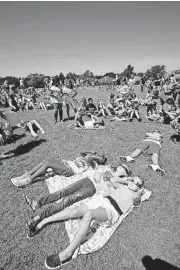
[128,178,142,188]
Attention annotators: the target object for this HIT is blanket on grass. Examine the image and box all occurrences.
[45,168,152,259]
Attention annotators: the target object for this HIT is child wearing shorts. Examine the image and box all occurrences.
[17,120,45,138]
[119,130,165,175]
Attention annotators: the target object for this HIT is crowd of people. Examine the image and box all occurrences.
[1,72,180,269]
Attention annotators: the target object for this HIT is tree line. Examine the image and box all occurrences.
[0,64,178,89]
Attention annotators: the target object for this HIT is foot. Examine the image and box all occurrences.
[23,194,38,211]
[54,121,57,124]
[148,164,165,176]
[129,118,133,122]
[138,118,142,122]
[45,254,72,269]
[119,156,135,163]
[11,175,31,187]
[41,130,45,135]
[31,132,38,138]
[27,218,41,238]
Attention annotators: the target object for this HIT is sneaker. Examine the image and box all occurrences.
[31,132,38,138]
[11,176,31,187]
[119,156,135,163]
[27,224,40,239]
[45,254,72,269]
[148,164,165,176]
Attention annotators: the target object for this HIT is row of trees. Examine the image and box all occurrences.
[0,65,178,89]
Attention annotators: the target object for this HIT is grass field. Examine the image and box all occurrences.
[1,86,180,270]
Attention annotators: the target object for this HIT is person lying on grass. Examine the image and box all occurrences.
[25,164,132,235]
[29,175,144,269]
[11,151,107,187]
[74,114,105,129]
[120,130,165,175]
[17,119,45,138]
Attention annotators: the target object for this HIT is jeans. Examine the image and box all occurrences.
[38,177,96,221]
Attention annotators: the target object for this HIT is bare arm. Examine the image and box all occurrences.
[132,188,144,207]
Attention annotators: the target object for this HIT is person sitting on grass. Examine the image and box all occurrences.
[107,98,117,116]
[86,98,97,117]
[17,119,45,138]
[162,98,178,124]
[145,102,162,122]
[96,101,108,118]
[120,130,165,175]
[128,94,141,122]
[74,114,105,129]
[27,175,144,269]
[11,151,107,187]
[139,90,152,106]
[24,164,132,234]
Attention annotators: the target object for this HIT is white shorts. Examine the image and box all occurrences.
[84,197,120,228]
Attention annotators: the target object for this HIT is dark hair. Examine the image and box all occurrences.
[88,98,93,102]
[86,154,107,169]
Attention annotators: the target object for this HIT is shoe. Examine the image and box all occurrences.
[41,130,45,135]
[138,118,142,122]
[119,156,135,163]
[27,218,40,238]
[129,118,133,122]
[27,224,40,238]
[45,254,72,269]
[23,194,38,211]
[31,132,38,138]
[11,175,31,187]
[148,164,165,176]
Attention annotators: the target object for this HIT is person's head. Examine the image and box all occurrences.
[81,97,87,105]
[88,98,93,104]
[110,165,130,178]
[127,176,144,192]
[85,153,107,169]
[166,98,174,105]
[147,90,151,94]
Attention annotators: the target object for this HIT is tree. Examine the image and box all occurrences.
[120,65,134,79]
[66,72,77,81]
[145,65,166,80]
[137,72,144,77]
[26,73,45,88]
[81,70,94,80]
[103,72,116,78]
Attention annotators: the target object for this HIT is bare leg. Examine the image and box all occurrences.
[66,104,70,119]
[28,162,44,175]
[29,159,68,181]
[58,207,108,261]
[131,148,142,158]
[26,122,38,137]
[152,153,158,165]
[135,110,140,119]
[31,120,45,134]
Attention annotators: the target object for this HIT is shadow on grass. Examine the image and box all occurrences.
[63,116,75,122]
[142,255,180,270]
[4,139,47,157]
[6,133,26,144]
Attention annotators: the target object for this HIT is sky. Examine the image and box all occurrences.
[0,1,180,77]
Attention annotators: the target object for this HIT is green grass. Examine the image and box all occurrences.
[1,86,180,270]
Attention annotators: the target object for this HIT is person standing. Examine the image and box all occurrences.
[140,75,146,92]
[50,88,64,124]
